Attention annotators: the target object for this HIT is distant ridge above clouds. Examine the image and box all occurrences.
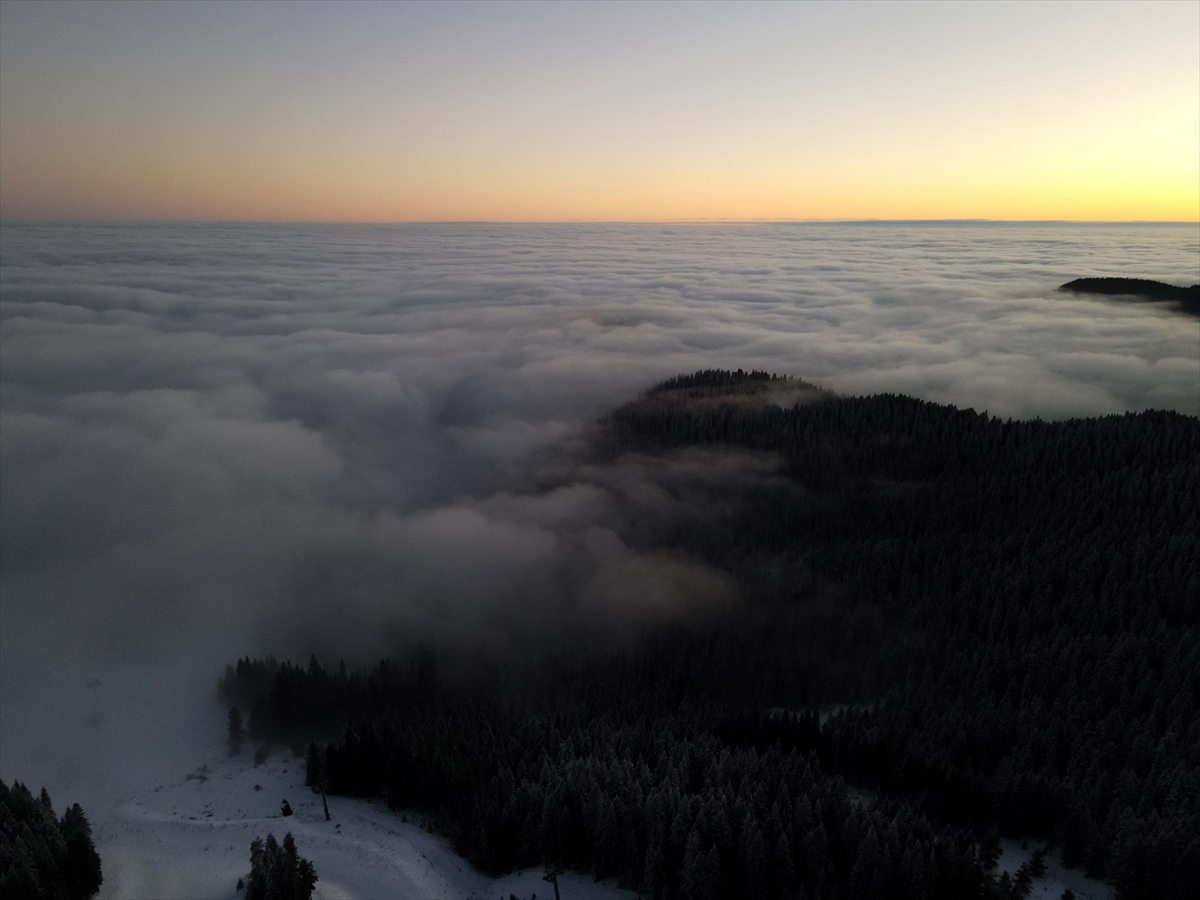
[1059,277,1200,317]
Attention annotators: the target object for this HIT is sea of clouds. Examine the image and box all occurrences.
[1,221,1196,802]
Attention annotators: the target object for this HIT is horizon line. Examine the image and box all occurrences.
[3,217,1198,227]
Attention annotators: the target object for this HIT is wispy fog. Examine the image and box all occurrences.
[1,222,1196,807]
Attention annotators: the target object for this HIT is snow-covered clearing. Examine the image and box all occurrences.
[995,840,1113,900]
[0,664,633,898]
[5,679,1109,900]
[92,750,636,900]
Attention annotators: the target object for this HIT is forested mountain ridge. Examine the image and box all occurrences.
[603,372,1199,897]
[222,370,1199,900]
[1058,278,1200,316]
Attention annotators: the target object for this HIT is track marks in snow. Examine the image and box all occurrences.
[97,752,634,900]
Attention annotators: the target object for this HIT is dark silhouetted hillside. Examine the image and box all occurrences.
[1059,278,1199,316]
[222,370,1200,900]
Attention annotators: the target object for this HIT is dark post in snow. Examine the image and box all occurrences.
[543,864,562,900]
[86,678,103,728]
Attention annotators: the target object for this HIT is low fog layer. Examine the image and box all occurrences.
[1,222,1197,811]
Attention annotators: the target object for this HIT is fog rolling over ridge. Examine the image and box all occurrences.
[1,222,1197,803]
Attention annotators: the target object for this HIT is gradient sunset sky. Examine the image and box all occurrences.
[1,0,1197,223]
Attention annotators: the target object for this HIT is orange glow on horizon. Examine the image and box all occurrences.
[2,137,1196,224]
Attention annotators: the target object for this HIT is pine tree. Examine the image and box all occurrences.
[738,814,769,898]
[60,804,103,900]
[245,832,317,900]
[0,780,103,900]
[304,742,322,789]
[228,707,246,755]
[849,827,887,900]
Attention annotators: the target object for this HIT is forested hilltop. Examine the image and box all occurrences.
[221,370,1199,900]
[1058,278,1200,317]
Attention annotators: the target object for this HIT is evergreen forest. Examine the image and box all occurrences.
[220,370,1200,900]
[245,832,317,900]
[0,780,103,900]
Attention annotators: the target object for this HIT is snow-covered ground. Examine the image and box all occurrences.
[0,659,632,899]
[3,678,1108,900]
[92,749,636,900]
[89,750,1114,900]
[995,839,1113,900]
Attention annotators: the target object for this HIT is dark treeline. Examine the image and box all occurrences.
[1058,278,1200,316]
[245,832,317,900]
[225,657,1031,900]
[0,781,103,900]
[221,370,1199,900]
[648,368,789,397]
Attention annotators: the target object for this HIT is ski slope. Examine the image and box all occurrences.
[93,750,635,900]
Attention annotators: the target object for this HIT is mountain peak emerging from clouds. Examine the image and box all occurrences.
[1059,277,1200,316]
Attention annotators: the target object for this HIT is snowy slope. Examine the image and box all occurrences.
[996,840,1113,900]
[1,660,635,898]
[93,749,636,900]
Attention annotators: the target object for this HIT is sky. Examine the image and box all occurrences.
[0,0,1197,222]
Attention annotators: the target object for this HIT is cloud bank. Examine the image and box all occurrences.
[1,221,1196,803]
